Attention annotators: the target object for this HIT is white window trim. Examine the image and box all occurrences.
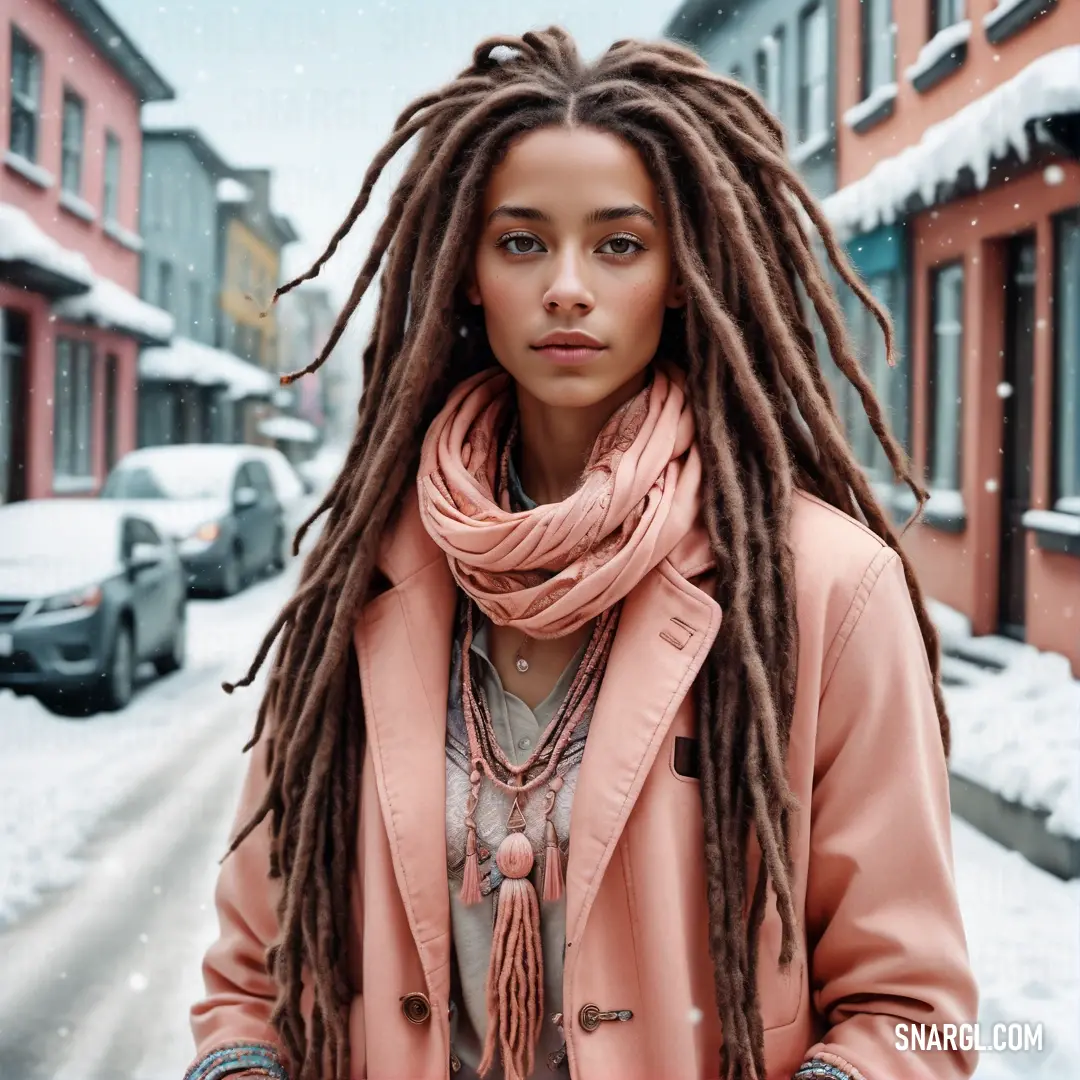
[52,475,97,494]
[59,189,97,223]
[4,149,54,189]
[104,218,144,252]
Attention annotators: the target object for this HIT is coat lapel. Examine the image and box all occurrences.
[564,558,722,949]
[353,493,457,1009]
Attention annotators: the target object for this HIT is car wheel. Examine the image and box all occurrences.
[154,606,187,676]
[219,547,242,597]
[269,528,287,575]
[99,623,135,712]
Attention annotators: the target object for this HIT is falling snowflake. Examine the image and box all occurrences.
[687,1006,704,1025]
[997,382,1014,399]
[129,972,149,993]
[986,478,999,493]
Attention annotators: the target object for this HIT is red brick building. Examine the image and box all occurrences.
[828,0,1080,671]
[0,0,174,504]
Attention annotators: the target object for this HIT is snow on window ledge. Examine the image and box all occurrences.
[984,0,1058,44]
[894,486,966,531]
[4,150,55,190]
[842,82,898,133]
[1023,509,1080,536]
[52,475,97,495]
[789,129,834,165]
[905,21,972,89]
[58,190,97,224]
[1055,496,1080,516]
[103,218,144,252]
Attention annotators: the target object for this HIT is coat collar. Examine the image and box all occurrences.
[357,485,721,1011]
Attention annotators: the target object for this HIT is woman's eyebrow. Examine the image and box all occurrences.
[486,204,658,227]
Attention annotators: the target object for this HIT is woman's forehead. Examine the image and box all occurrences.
[482,126,662,220]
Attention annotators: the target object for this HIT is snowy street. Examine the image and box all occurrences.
[0,547,1074,1078]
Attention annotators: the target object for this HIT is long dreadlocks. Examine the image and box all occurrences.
[219,27,948,1080]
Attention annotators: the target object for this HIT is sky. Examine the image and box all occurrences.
[103,0,690,355]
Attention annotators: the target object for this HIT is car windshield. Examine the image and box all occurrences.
[103,457,232,501]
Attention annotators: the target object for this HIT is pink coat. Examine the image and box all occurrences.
[190,488,980,1079]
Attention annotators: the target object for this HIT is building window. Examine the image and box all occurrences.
[798,4,828,142]
[730,62,744,84]
[9,28,42,163]
[54,339,95,482]
[189,279,203,337]
[928,262,964,491]
[104,132,121,222]
[862,0,895,97]
[755,28,785,119]
[932,0,966,33]
[60,89,86,195]
[1055,211,1080,506]
[158,261,174,313]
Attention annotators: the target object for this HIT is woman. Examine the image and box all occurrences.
[183,28,978,1080]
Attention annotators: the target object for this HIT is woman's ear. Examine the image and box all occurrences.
[666,277,687,309]
[464,265,482,306]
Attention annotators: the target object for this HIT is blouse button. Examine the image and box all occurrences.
[401,992,431,1024]
[518,737,532,751]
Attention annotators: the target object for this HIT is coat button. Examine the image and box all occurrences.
[579,1003,602,1032]
[401,992,431,1024]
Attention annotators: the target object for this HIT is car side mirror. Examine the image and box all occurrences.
[128,542,164,572]
[234,486,259,509]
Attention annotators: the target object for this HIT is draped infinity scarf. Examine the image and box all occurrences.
[417,363,702,637]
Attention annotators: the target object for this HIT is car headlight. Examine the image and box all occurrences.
[191,521,221,543]
[40,585,103,613]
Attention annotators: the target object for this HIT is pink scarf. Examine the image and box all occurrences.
[417,363,702,637]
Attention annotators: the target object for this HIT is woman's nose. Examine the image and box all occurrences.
[543,251,595,313]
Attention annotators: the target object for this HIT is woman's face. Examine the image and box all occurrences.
[468,125,684,410]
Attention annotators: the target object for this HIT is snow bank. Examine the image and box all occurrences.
[140,336,276,398]
[904,20,972,85]
[934,604,1080,839]
[824,45,1080,237]
[54,277,174,345]
[0,201,93,288]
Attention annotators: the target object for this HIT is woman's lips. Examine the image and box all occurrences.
[532,345,607,365]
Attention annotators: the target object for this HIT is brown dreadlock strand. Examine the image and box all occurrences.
[218,27,950,1080]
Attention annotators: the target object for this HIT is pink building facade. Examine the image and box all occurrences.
[0,0,173,503]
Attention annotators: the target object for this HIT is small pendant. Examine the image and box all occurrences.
[515,656,529,673]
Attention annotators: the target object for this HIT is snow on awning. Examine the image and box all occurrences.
[54,277,174,346]
[823,45,1080,238]
[140,336,277,399]
[0,201,93,297]
[259,415,319,444]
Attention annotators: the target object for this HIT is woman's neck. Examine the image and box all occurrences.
[514,369,650,505]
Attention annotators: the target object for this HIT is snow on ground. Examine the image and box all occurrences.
[931,602,1080,840]
[955,817,1080,1078]
[0,559,301,930]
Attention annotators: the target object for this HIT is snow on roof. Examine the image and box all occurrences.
[140,337,276,399]
[258,415,320,444]
[53,277,173,345]
[216,177,252,204]
[0,202,93,289]
[824,45,1080,238]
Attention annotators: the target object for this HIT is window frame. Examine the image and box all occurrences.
[755,28,785,120]
[104,131,122,222]
[861,0,896,98]
[797,3,829,143]
[60,86,86,195]
[927,261,965,493]
[9,27,42,163]
[930,0,966,34]
[53,338,96,484]
[158,260,174,313]
[1053,209,1080,507]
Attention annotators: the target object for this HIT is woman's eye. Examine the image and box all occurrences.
[499,234,544,255]
[598,235,644,256]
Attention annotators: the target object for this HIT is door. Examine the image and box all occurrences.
[0,310,28,505]
[998,234,1037,639]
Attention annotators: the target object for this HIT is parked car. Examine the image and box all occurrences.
[246,445,313,540]
[100,445,287,596]
[0,500,187,713]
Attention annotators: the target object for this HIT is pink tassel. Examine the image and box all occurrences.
[459,824,482,905]
[477,833,543,1080]
[542,821,564,902]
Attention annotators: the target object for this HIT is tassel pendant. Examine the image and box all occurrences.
[478,831,543,1080]
[541,778,564,903]
[460,768,483,906]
